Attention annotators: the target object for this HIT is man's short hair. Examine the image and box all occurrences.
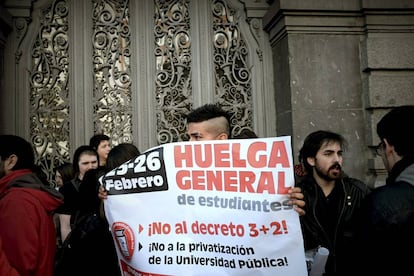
[89,134,110,150]
[377,105,414,157]
[0,135,35,170]
[233,128,258,139]
[185,103,231,135]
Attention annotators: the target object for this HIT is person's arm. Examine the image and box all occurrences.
[59,214,72,242]
[0,238,20,276]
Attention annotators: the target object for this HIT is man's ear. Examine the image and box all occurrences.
[306,156,315,167]
[4,154,18,172]
[383,138,396,155]
[217,133,229,140]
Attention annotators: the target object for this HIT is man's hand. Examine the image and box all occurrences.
[288,187,305,216]
[98,185,108,200]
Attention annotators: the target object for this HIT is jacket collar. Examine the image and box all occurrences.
[0,169,31,195]
[387,156,414,185]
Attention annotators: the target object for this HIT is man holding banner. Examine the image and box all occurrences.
[185,104,305,216]
[99,103,308,275]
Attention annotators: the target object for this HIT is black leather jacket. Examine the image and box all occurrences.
[296,175,371,275]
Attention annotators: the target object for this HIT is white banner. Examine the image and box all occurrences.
[100,136,308,276]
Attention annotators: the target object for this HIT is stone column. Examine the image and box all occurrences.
[263,0,414,187]
[263,0,369,182]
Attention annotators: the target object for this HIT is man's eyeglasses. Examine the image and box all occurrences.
[374,141,385,156]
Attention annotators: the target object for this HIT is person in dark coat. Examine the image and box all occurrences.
[353,105,414,275]
[55,167,121,276]
[60,143,141,276]
[295,130,371,276]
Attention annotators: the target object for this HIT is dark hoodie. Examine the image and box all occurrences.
[0,169,63,276]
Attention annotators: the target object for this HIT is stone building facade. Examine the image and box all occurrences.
[0,0,413,187]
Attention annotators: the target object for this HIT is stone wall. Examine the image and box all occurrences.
[264,0,414,187]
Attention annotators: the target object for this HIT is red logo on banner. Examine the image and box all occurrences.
[112,222,135,261]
